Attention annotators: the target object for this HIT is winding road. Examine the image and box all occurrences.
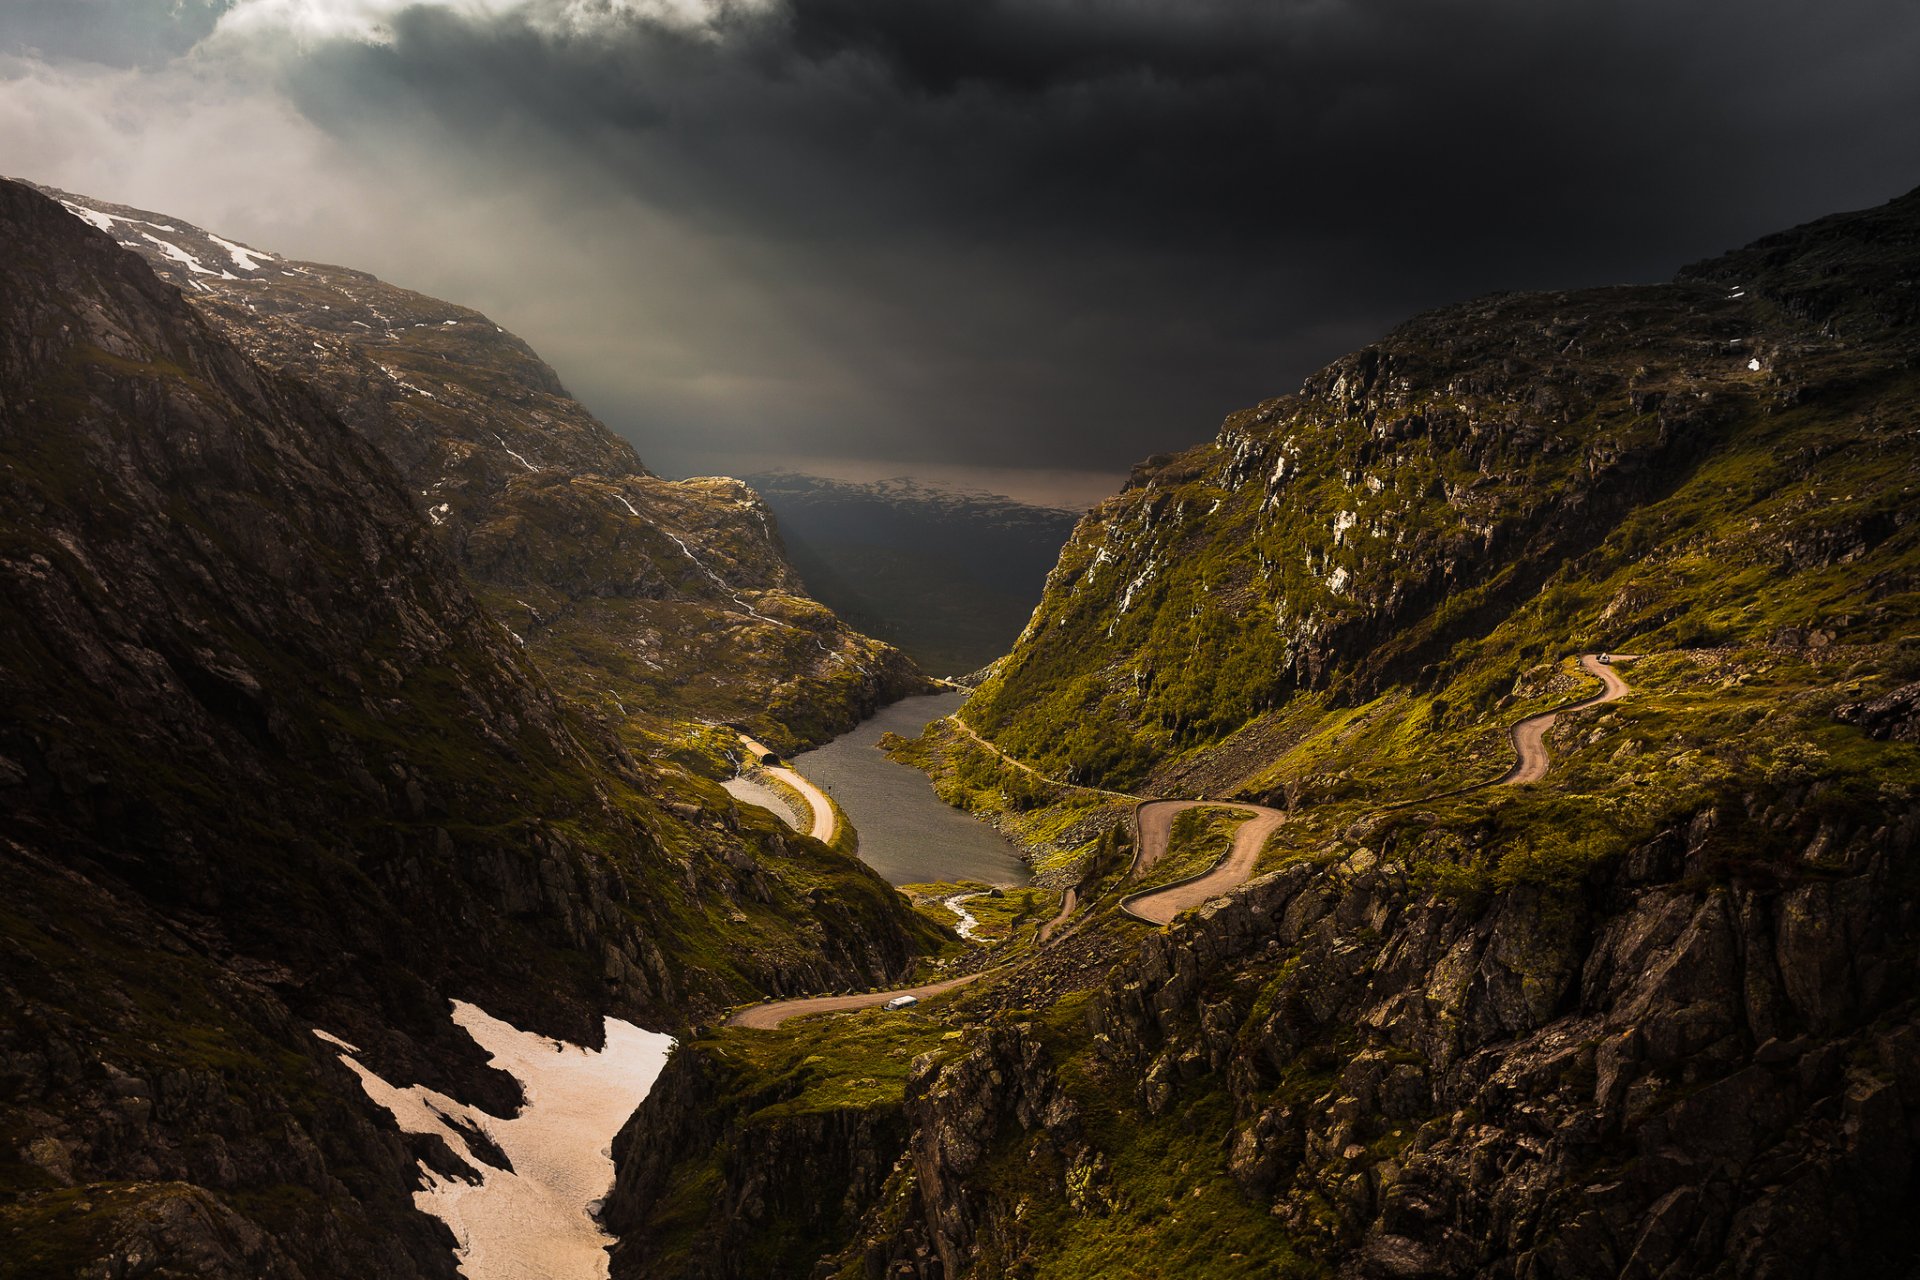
[942,716,1140,801]
[1498,655,1632,785]
[1121,800,1289,925]
[1036,887,1078,945]
[728,654,1634,1027]
[728,972,987,1030]
[736,733,837,843]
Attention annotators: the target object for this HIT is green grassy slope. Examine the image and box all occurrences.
[618,184,1920,1280]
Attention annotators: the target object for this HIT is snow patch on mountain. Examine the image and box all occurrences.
[207,231,275,272]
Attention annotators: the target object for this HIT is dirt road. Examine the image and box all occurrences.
[1499,655,1632,785]
[1036,887,1078,945]
[730,653,1635,1024]
[726,972,987,1029]
[1121,799,1288,926]
[943,716,1139,801]
[737,733,837,843]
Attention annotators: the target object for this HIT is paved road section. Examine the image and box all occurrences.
[737,733,837,843]
[722,776,807,834]
[727,973,987,1029]
[1122,800,1288,926]
[1499,655,1633,785]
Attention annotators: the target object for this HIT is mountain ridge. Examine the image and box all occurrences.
[0,176,940,1277]
[21,180,928,756]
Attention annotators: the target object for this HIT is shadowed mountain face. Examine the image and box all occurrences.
[0,178,938,1277]
[26,182,927,755]
[741,472,1083,676]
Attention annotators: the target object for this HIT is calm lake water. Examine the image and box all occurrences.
[791,692,1031,887]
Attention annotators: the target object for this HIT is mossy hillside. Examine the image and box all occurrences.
[962,219,1920,796]
[1129,641,1920,922]
[1369,644,1920,899]
[956,885,1056,943]
[1051,640,1917,911]
[560,778,948,1005]
[819,994,1322,1280]
[470,502,927,758]
[957,1086,1324,1280]
[902,882,1060,950]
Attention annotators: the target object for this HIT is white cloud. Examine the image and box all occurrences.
[206,0,760,48]
[0,53,360,236]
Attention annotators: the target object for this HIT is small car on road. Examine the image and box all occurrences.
[884,995,919,1010]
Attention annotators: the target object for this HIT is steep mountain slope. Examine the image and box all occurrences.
[958,189,1919,798]
[0,178,936,1277]
[611,188,1920,1277]
[27,183,925,754]
[742,472,1082,675]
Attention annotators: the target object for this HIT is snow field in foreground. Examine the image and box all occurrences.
[316,1001,673,1279]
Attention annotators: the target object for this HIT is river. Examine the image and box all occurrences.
[789,691,1031,887]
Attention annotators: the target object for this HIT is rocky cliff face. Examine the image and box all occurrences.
[603,1041,913,1279]
[778,791,1920,1280]
[0,178,935,1276]
[1088,797,1920,1278]
[609,187,1920,1277]
[26,183,926,753]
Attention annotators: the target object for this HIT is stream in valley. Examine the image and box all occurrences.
[790,691,1031,887]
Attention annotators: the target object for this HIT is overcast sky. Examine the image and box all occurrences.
[4,0,1918,506]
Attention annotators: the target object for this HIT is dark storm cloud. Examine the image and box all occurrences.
[265,0,1920,477]
[12,0,1920,484]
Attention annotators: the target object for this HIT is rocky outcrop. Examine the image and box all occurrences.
[1837,681,1920,743]
[611,786,1920,1279]
[604,1044,915,1280]
[883,1027,1096,1280]
[608,1023,1101,1280]
[1084,794,1920,1277]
